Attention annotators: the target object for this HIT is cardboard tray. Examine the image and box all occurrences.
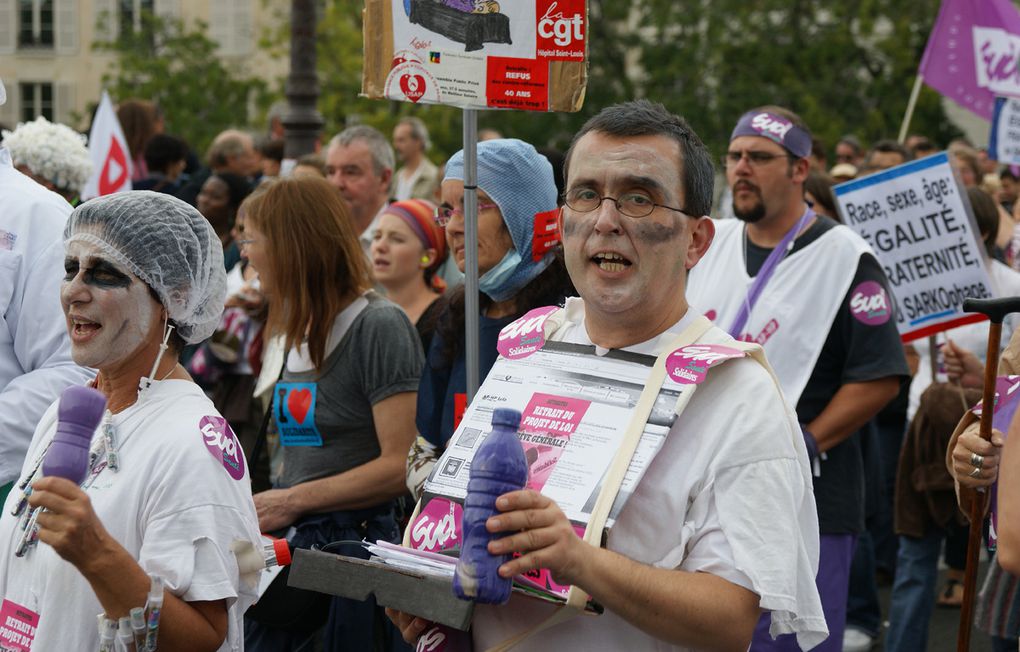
[287,549,474,631]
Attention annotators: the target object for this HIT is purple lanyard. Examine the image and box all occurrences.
[727,207,814,339]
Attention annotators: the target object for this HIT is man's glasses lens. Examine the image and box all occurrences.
[564,190,657,218]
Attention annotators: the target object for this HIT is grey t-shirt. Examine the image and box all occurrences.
[278,292,424,489]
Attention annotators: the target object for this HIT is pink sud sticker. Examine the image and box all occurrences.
[409,497,462,553]
[0,599,39,652]
[199,416,245,480]
[497,306,559,359]
[666,344,746,384]
[849,281,892,326]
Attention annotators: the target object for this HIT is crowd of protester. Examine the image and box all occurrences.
[5,89,1020,652]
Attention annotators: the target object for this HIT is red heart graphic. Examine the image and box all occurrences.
[287,388,313,424]
[399,74,426,103]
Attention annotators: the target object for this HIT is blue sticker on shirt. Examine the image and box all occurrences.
[274,382,323,446]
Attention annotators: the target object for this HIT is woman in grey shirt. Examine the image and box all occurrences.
[241,177,423,652]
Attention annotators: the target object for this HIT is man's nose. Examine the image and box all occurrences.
[592,198,623,234]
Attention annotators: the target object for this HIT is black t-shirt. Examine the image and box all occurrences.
[745,216,910,534]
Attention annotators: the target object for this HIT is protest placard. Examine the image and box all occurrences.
[362,0,587,111]
[834,152,994,342]
[409,338,696,600]
[989,96,1020,164]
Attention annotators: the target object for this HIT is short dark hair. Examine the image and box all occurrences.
[868,139,912,165]
[804,170,838,220]
[144,134,188,174]
[1001,167,1020,182]
[563,100,714,216]
[967,186,999,255]
[258,138,285,163]
[811,136,827,164]
[838,135,863,155]
[909,137,937,158]
[210,172,253,211]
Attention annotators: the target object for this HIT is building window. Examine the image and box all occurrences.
[120,0,155,34]
[18,0,55,48]
[20,83,54,123]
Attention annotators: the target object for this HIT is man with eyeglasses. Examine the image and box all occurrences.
[391,100,827,651]
[688,106,908,651]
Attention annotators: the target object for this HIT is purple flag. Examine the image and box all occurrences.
[920,0,1020,120]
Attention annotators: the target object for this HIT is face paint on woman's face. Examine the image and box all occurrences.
[60,241,162,370]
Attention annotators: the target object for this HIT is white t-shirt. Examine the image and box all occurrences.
[471,298,827,651]
[0,380,262,651]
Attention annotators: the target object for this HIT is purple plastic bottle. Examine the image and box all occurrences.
[42,386,107,484]
[453,408,528,604]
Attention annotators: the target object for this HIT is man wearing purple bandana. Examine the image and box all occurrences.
[688,105,909,651]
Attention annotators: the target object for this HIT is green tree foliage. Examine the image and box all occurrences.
[315,0,463,161]
[630,0,961,160]
[272,1,961,166]
[258,0,463,162]
[93,12,270,155]
[486,0,962,159]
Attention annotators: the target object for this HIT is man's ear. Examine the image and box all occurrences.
[685,216,715,270]
[790,157,811,184]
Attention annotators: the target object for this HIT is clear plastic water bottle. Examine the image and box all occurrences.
[42,386,107,483]
[453,408,528,604]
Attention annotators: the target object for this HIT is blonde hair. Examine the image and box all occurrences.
[244,177,371,371]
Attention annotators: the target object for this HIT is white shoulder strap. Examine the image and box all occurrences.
[486,316,715,652]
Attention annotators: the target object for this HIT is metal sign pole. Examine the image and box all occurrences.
[463,108,480,402]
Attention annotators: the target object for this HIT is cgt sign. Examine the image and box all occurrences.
[536,0,585,61]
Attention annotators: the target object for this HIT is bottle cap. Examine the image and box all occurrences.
[491,408,522,429]
[271,538,291,566]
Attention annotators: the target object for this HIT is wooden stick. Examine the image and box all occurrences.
[898,74,924,145]
[957,321,1002,652]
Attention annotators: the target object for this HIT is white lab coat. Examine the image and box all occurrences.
[0,147,92,485]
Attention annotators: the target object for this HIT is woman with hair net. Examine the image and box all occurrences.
[0,191,262,651]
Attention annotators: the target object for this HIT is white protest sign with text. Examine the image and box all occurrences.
[989,96,1020,165]
[834,152,992,342]
[364,0,587,112]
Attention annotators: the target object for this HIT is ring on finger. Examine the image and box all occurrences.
[971,452,985,469]
[969,466,982,478]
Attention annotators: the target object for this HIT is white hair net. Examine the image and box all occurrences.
[65,191,227,344]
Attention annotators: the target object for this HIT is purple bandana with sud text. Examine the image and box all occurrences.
[730,111,812,158]
[919,0,1020,120]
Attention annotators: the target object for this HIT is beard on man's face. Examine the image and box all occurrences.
[732,182,766,223]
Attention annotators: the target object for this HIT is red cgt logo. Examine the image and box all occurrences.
[536,0,585,55]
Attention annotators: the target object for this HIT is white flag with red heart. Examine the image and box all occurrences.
[82,91,132,199]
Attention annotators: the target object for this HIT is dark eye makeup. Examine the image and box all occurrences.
[63,258,133,289]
